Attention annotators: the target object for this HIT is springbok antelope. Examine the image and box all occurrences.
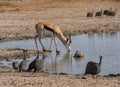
[35,22,72,52]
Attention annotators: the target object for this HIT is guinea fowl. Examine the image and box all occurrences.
[12,61,19,71]
[84,55,102,75]
[109,8,117,17]
[34,53,45,72]
[103,7,112,16]
[19,56,27,72]
[95,9,102,17]
[27,52,39,72]
[27,52,45,72]
[86,10,94,17]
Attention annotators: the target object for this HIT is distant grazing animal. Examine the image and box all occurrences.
[86,10,94,17]
[27,52,45,72]
[19,57,27,72]
[12,61,19,71]
[95,9,102,17]
[103,7,112,16]
[109,8,117,17]
[84,55,102,75]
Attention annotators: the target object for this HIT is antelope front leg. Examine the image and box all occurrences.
[38,37,47,51]
[35,34,39,51]
[35,33,46,51]
[49,34,54,51]
[53,35,60,53]
[36,31,47,52]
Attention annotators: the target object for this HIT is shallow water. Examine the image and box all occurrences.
[0,32,120,75]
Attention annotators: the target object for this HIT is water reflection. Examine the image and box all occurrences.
[44,52,72,74]
[74,56,84,62]
[0,32,120,75]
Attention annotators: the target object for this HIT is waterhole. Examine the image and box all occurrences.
[0,32,120,75]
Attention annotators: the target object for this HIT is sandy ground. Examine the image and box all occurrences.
[0,0,120,87]
[0,66,120,87]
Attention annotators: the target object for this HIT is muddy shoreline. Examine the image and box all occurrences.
[0,66,120,87]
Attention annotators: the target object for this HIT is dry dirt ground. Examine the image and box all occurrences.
[0,66,120,87]
[0,0,120,87]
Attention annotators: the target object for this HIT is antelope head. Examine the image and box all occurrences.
[66,35,72,52]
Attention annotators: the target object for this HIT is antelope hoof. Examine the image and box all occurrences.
[43,49,47,52]
[43,49,52,52]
